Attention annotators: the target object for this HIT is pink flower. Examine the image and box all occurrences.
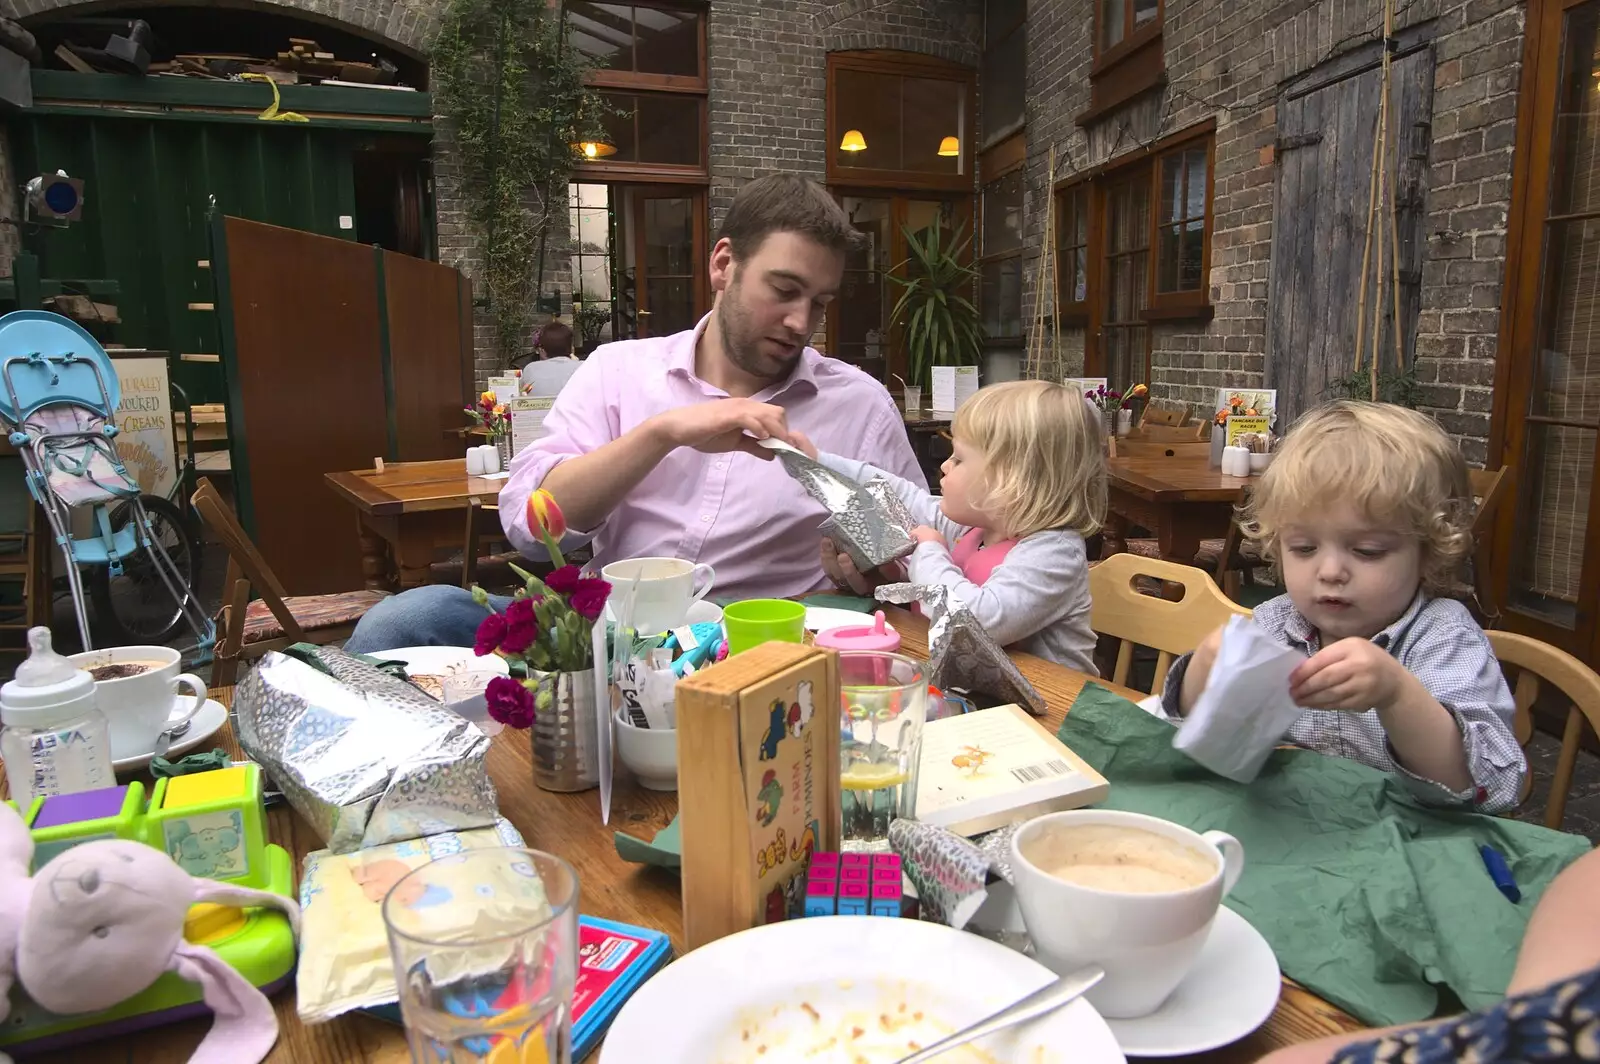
[545,565,583,595]
[485,676,536,729]
[499,597,539,655]
[567,578,611,621]
[474,613,507,658]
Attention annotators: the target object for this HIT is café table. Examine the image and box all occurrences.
[325,459,502,592]
[11,607,1366,1063]
[1104,452,1250,563]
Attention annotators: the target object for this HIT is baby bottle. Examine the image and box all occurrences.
[0,627,116,804]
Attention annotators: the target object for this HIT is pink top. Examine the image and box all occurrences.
[949,529,1019,585]
[501,316,925,602]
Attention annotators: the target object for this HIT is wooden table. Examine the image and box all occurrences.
[20,609,1364,1063]
[324,459,504,591]
[1103,453,1251,562]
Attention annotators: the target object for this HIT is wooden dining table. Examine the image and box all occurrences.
[10,608,1366,1063]
[324,458,503,591]
[1103,452,1251,562]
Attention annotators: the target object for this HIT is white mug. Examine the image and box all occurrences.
[70,645,207,761]
[1010,809,1244,1019]
[600,557,715,635]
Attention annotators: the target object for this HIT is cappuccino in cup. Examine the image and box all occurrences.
[1032,824,1217,894]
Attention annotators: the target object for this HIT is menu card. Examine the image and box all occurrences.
[486,375,519,407]
[932,365,980,414]
[509,396,554,456]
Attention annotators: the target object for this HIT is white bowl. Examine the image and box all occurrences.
[614,709,678,791]
[1248,451,1273,473]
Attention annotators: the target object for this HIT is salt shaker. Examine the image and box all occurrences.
[0,627,116,804]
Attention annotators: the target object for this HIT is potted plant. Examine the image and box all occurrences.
[888,221,985,395]
[471,488,612,792]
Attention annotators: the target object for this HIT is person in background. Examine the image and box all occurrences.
[1163,400,1526,812]
[509,321,575,376]
[792,380,1105,673]
[345,173,923,652]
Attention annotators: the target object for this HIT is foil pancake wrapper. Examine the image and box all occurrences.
[235,647,498,853]
[774,449,917,571]
[875,582,1047,716]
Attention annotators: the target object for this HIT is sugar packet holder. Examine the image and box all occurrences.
[758,437,918,570]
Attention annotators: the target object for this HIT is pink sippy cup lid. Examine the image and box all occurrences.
[813,610,901,652]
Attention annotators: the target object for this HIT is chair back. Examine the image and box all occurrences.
[1142,405,1187,427]
[1110,438,1212,460]
[1486,629,1600,831]
[191,477,304,644]
[1089,552,1251,694]
[461,497,502,590]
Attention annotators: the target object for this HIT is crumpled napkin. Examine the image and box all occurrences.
[1173,614,1306,782]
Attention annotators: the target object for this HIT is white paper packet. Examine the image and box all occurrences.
[1173,615,1307,782]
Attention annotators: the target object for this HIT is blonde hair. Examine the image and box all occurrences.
[1240,400,1473,593]
[951,380,1107,539]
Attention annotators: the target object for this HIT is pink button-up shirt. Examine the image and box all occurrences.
[500,316,926,601]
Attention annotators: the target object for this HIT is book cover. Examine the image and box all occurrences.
[915,703,1109,836]
[572,916,673,1060]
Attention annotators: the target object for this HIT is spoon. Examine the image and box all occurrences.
[890,965,1106,1064]
[151,718,193,758]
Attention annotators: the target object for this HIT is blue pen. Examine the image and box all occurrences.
[1480,845,1520,903]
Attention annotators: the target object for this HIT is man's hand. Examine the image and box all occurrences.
[1290,638,1403,712]
[1177,625,1226,715]
[820,537,905,595]
[789,430,819,460]
[649,398,795,459]
[910,526,946,547]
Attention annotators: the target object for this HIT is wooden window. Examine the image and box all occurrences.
[1097,0,1161,56]
[982,0,1026,146]
[979,167,1024,341]
[1056,183,1090,322]
[827,50,976,192]
[1080,0,1164,124]
[1149,136,1213,315]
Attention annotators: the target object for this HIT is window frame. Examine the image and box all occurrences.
[570,0,708,91]
[1093,0,1164,70]
[980,1,1027,149]
[1146,132,1215,317]
[1079,0,1165,125]
[825,49,977,193]
[1055,181,1091,325]
[978,132,1027,344]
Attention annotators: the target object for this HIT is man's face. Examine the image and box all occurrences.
[711,231,844,383]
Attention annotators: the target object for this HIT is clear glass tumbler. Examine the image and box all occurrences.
[837,651,928,853]
[383,848,579,1063]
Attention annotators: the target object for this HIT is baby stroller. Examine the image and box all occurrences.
[0,310,212,653]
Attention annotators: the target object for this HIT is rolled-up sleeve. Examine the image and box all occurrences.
[1391,624,1527,812]
[863,402,928,491]
[498,355,617,556]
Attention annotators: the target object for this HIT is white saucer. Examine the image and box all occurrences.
[602,599,724,630]
[112,698,229,772]
[805,604,890,633]
[1104,906,1281,1057]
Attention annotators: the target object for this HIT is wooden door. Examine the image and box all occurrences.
[1264,29,1435,428]
[633,187,707,338]
[382,249,473,463]
[1490,0,1600,658]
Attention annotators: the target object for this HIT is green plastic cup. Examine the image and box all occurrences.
[723,598,807,656]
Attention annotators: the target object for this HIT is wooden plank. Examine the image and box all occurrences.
[380,250,472,463]
[52,44,93,74]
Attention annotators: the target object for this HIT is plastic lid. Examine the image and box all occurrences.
[813,610,901,652]
[0,627,98,727]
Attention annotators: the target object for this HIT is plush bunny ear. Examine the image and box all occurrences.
[170,940,279,1064]
[0,802,33,874]
[190,878,302,940]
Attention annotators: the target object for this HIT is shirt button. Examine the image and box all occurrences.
[701,515,712,523]
[715,461,726,469]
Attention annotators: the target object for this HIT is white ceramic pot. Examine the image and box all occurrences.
[614,709,678,791]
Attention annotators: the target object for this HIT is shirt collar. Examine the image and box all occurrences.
[1281,590,1429,651]
[667,312,820,400]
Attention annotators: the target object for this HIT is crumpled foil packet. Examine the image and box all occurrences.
[875,582,1047,716]
[772,447,917,570]
[890,819,1020,930]
[235,647,499,853]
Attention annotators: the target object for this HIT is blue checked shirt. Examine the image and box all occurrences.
[1162,592,1527,812]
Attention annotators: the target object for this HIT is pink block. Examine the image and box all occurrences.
[811,852,841,868]
[841,853,870,869]
[841,865,869,882]
[807,879,838,898]
[872,883,899,900]
[840,880,869,898]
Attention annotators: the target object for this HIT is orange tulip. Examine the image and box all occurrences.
[528,489,567,539]
[1130,383,1149,398]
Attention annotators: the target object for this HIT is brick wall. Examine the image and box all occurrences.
[1022,0,1524,463]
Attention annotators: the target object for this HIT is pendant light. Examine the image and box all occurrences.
[839,129,867,152]
[937,136,960,157]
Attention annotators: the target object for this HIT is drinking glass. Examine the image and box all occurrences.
[384,848,579,1063]
[837,651,927,853]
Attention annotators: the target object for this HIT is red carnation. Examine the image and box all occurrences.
[485,676,536,729]
[474,613,508,658]
[499,596,539,655]
[545,564,583,595]
[567,578,611,621]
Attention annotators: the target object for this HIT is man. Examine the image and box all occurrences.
[346,174,923,651]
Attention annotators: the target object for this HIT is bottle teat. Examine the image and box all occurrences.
[871,611,888,636]
[14,626,76,687]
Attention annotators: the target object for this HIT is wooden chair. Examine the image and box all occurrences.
[1109,439,1212,460]
[1088,552,1251,695]
[1141,405,1188,428]
[1489,629,1600,831]
[431,497,525,593]
[192,478,389,686]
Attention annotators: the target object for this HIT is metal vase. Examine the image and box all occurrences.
[495,432,513,471]
[530,670,600,793]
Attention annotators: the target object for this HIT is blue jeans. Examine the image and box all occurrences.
[344,585,514,654]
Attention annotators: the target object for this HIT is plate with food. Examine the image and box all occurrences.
[601,916,1124,1064]
[369,645,509,700]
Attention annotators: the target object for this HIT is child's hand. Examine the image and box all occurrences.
[910,526,947,548]
[1178,625,1226,714]
[1290,638,1403,712]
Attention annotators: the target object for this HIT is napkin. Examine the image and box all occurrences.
[1173,615,1306,782]
[613,816,682,869]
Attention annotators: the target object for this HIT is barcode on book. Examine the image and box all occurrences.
[1011,759,1071,784]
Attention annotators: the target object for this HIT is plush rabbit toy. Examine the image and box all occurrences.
[0,801,300,1064]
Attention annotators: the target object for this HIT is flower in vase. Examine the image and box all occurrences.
[499,596,540,655]
[545,564,584,595]
[1130,383,1149,399]
[486,676,536,729]
[474,612,508,657]
[568,577,612,621]
[528,489,568,540]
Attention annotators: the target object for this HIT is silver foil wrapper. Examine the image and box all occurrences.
[876,582,1047,716]
[774,449,917,570]
[235,647,499,853]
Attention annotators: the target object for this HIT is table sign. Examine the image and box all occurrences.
[1063,377,1108,398]
[931,365,980,414]
[509,396,554,456]
[677,642,841,950]
[1225,415,1272,447]
[487,375,519,407]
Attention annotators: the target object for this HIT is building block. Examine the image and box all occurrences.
[28,783,145,871]
[804,878,837,917]
[147,762,268,888]
[837,880,870,915]
[870,882,900,917]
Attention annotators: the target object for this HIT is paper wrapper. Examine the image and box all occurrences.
[236,648,498,853]
[889,820,1020,931]
[875,582,1047,716]
[773,449,917,570]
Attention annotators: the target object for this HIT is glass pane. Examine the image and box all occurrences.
[633,6,700,76]
[1549,3,1599,216]
[986,0,1025,39]
[1157,223,1180,292]
[981,29,1026,134]
[1180,217,1205,290]
[568,183,612,308]
[646,277,694,337]
[901,77,965,175]
[983,171,1023,256]
[636,95,700,165]
[906,198,960,242]
[1510,424,1594,628]
[980,258,1022,339]
[1104,179,1150,389]
[1073,247,1088,302]
[1101,0,1126,49]
[1530,217,1600,424]
[599,93,637,161]
[1160,154,1182,225]
[838,196,891,377]
[1134,0,1160,27]
[568,2,634,70]
[1185,148,1208,219]
[642,197,693,275]
[835,69,903,171]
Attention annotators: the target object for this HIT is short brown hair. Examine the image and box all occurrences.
[716,173,862,261]
[537,320,573,358]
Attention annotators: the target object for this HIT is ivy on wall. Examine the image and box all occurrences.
[433,0,606,365]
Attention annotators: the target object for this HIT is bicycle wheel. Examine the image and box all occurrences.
[88,493,203,646]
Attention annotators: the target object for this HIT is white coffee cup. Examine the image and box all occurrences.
[600,557,715,635]
[70,645,207,761]
[1010,809,1244,1019]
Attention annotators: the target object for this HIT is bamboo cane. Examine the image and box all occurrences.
[1353,62,1386,379]
[1384,0,1405,371]
[1048,148,1062,377]
[1371,59,1390,402]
